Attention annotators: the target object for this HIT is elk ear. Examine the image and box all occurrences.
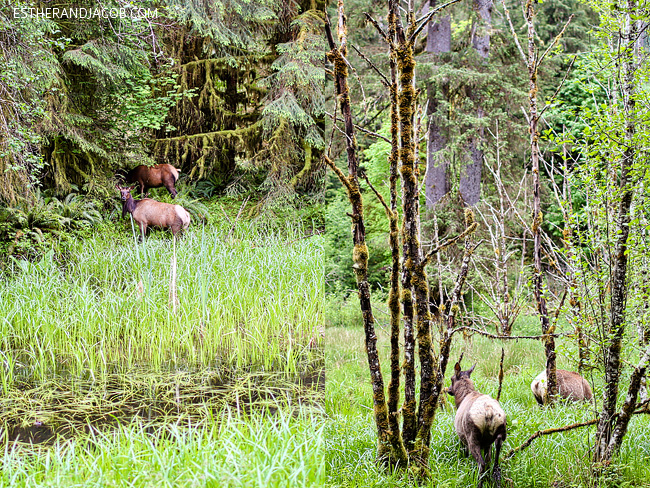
[454,362,461,376]
[115,184,121,190]
[467,363,477,376]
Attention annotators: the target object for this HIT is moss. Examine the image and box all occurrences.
[353,243,369,265]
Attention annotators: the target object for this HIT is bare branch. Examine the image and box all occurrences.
[325,111,391,143]
[501,0,527,65]
[364,13,390,44]
[409,0,462,44]
[351,44,391,87]
[538,55,577,120]
[537,15,574,69]
[361,173,393,216]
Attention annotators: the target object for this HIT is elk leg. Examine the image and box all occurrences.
[492,433,505,487]
[121,201,127,220]
[138,223,147,242]
[468,439,486,488]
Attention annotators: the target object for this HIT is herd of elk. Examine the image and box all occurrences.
[447,362,595,486]
[117,164,190,240]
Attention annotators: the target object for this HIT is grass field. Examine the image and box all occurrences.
[325,296,650,488]
[0,216,325,487]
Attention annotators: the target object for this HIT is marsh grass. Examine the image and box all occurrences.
[0,220,324,440]
[0,221,323,385]
[0,408,325,488]
[326,322,650,487]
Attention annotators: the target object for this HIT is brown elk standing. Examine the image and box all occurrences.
[123,164,181,200]
[530,369,593,405]
[117,185,190,241]
[448,362,507,488]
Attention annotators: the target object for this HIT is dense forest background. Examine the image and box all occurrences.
[325,0,600,298]
[0,0,326,260]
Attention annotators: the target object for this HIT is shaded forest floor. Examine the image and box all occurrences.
[0,210,325,487]
[325,297,650,488]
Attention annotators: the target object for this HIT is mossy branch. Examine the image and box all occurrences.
[449,326,573,341]
[420,222,479,269]
[323,155,352,193]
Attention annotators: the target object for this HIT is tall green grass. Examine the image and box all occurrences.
[326,324,650,487]
[0,221,323,390]
[0,409,325,488]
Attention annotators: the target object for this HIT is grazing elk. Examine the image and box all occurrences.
[122,164,181,199]
[116,185,190,240]
[448,362,507,488]
[530,369,593,405]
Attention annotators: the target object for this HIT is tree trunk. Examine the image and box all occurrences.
[595,0,637,462]
[459,0,491,207]
[325,4,407,466]
[425,0,451,207]
[525,0,558,403]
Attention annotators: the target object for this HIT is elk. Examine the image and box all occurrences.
[448,362,507,488]
[122,164,181,199]
[530,369,593,405]
[116,185,190,240]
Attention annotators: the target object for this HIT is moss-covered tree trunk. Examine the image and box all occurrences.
[525,0,558,403]
[595,0,638,462]
[329,0,469,476]
[325,2,407,467]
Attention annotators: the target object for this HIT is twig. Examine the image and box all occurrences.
[225,196,249,241]
[537,15,574,69]
[351,44,390,87]
[364,13,390,44]
[421,224,479,268]
[538,55,577,120]
[324,111,391,143]
[506,419,599,460]
[497,348,505,402]
[501,0,527,65]
[218,204,233,225]
[361,173,392,216]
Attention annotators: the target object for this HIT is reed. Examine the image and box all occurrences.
[0,221,324,390]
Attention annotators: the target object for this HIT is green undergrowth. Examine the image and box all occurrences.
[326,323,650,487]
[0,408,325,488]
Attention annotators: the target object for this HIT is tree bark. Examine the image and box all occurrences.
[425,0,451,207]
[325,4,407,465]
[459,0,491,207]
[595,0,637,462]
[525,0,558,403]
